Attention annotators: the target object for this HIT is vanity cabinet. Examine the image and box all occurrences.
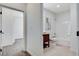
[43,34,50,48]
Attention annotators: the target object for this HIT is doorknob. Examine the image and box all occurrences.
[0,49,2,52]
[0,30,4,34]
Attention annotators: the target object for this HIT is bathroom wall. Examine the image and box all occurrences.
[43,9,56,40]
[56,10,71,46]
[77,3,79,55]
[70,4,78,55]
[26,3,43,56]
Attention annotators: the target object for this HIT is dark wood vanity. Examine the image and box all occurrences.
[43,33,50,48]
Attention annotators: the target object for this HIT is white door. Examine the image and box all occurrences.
[0,7,2,56]
[2,7,25,56]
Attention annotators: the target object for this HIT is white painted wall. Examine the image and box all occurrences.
[70,4,78,55]
[43,9,56,40]
[55,11,71,46]
[77,4,79,55]
[55,4,78,55]
[26,3,43,56]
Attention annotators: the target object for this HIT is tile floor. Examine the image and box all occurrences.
[43,40,76,56]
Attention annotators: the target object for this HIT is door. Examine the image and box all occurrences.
[0,7,2,56]
[1,7,25,56]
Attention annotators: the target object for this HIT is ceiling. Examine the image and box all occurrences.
[43,3,71,14]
